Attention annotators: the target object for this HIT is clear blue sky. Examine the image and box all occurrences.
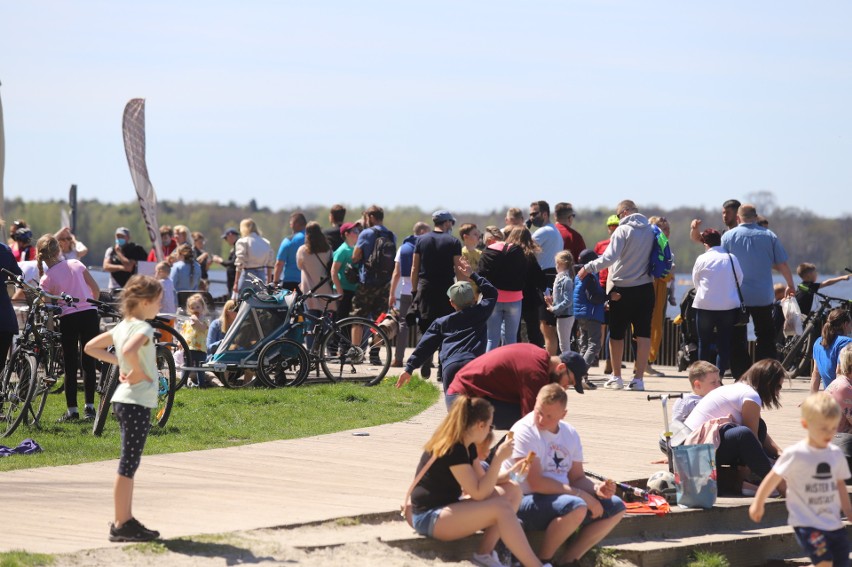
[2,1,851,217]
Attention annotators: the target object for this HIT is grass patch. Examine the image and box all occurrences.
[0,376,437,472]
[124,541,168,554]
[585,547,620,567]
[684,549,731,567]
[0,551,54,566]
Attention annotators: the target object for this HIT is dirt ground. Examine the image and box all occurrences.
[47,518,636,567]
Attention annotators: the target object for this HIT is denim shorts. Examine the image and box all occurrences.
[518,493,626,531]
[411,507,443,537]
[793,526,850,567]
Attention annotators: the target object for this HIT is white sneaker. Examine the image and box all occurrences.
[627,378,645,391]
[472,551,505,567]
[603,376,624,390]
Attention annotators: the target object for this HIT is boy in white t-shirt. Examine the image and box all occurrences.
[503,384,625,565]
[672,361,723,423]
[750,393,852,567]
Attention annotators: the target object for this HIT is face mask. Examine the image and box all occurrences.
[530,216,545,228]
[115,238,126,247]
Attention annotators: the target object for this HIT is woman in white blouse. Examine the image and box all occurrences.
[233,218,274,294]
[692,228,744,378]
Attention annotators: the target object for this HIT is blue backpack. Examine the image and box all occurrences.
[649,225,673,278]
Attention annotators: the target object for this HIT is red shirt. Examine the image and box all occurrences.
[148,240,177,262]
[594,238,611,289]
[448,343,552,416]
[555,223,587,263]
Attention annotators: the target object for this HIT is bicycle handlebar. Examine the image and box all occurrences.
[3,267,79,306]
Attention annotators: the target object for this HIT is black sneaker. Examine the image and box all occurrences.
[83,407,96,421]
[109,517,160,542]
[583,377,598,390]
[57,412,79,423]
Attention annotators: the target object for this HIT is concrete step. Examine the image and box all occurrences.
[604,496,789,542]
[605,523,852,567]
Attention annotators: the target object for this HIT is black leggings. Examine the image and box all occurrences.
[114,402,151,478]
[60,309,100,409]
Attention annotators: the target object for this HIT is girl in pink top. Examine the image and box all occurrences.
[37,234,101,422]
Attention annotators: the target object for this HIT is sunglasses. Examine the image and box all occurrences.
[529,211,541,217]
[58,237,72,242]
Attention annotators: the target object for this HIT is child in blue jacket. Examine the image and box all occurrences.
[573,249,607,388]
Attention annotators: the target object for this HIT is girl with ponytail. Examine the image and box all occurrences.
[811,308,852,392]
[169,243,201,292]
[37,233,101,422]
[409,396,549,567]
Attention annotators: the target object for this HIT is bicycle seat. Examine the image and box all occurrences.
[312,294,342,303]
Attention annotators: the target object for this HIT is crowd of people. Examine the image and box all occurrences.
[2,196,852,560]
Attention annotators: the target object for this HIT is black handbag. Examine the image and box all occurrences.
[727,253,749,327]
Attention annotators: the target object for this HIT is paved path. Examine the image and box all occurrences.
[1,362,813,554]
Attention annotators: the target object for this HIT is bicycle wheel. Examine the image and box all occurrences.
[217,370,255,388]
[319,317,391,386]
[28,343,64,426]
[150,319,192,390]
[256,338,310,388]
[780,325,814,377]
[153,345,176,428]
[0,351,37,438]
[48,346,66,394]
[92,365,119,436]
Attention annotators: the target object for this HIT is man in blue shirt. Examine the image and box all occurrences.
[722,204,795,379]
[273,212,306,291]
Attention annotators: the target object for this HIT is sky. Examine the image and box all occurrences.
[2,1,851,217]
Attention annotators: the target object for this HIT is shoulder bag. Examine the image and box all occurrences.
[727,253,750,327]
[401,454,437,528]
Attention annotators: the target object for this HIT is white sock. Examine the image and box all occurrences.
[67,407,78,415]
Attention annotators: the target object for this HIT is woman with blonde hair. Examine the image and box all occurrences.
[408,396,549,567]
[233,218,274,294]
[506,226,547,348]
[37,233,101,422]
[477,226,535,351]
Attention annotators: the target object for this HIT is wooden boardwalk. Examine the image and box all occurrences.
[0,362,813,554]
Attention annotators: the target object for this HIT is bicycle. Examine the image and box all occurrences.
[87,299,179,436]
[779,285,852,377]
[256,285,392,388]
[0,269,76,437]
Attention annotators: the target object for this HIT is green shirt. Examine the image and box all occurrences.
[110,319,158,408]
[333,243,358,292]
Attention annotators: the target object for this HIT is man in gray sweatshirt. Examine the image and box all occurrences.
[577,200,655,391]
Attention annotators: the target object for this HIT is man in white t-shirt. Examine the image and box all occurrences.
[503,384,625,565]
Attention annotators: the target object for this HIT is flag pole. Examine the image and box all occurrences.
[0,80,6,223]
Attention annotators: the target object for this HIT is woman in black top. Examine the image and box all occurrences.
[410,396,546,567]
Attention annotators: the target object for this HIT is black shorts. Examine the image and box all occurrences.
[608,283,655,340]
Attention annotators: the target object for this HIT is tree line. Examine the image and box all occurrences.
[4,193,850,275]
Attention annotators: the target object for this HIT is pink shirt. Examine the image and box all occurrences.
[826,376,852,434]
[40,259,97,317]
